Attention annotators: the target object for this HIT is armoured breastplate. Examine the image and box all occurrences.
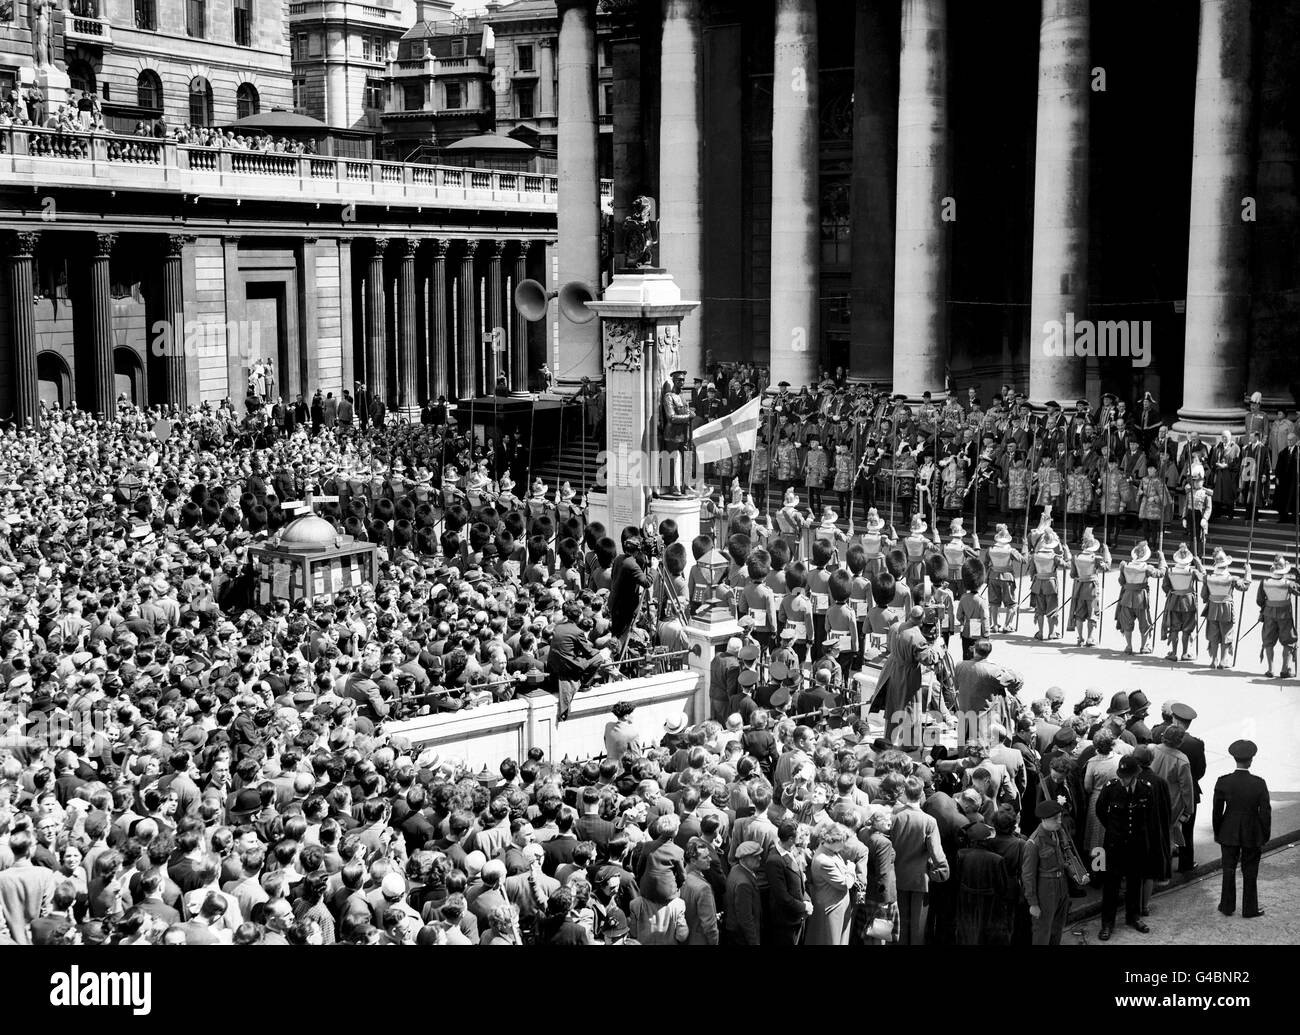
[1206,574,1233,602]
[1169,568,1194,592]
[863,534,882,557]
[1076,554,1096,579]
[1263,579,1291,604]
[989,545,1012,571]
[944,542,964,569]
[1122,562,1148,584]
[905,537,926,561]
[1033,552,1056,576]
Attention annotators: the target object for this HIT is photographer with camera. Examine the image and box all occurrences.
[610,526,657,643]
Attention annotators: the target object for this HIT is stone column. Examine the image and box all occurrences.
[365,238,388,405]
[610,6,643,238]
[428,238,450,402]
[457,239,479,400]
[538,37,557,118]
[892,0,949,398]
[397,238,418,415]
[1248,0,1300,408]
[556,0,602,381]
[659,0,704,378]
[90,232,118,418]
[1028,0,1091,408]
[162,234,188,411]
[849,0,897,381]
[769,0,820,388]
[486,239,506,391]
[1176,0,1253,433]
[512,240,532,395]
[7,231,40,426]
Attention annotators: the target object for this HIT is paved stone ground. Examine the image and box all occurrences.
[1078,843,1300,946]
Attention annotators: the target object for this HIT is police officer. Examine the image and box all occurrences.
[1095,754,1156,940]
[1022,798,1071,945]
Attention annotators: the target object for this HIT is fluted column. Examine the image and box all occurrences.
[365,238,388,405]
[538,38,557,118]
[512,240,532,395]
[556,0,602,380]
[1028,0,1091,407]
[659,0,704,376]
[457,239,479,400]
[397,238,418,415]
[769,0,820,387]
[892,0,949,398]
[162,234,188,411]
[849,0,897,381]
[1176,0,1254,434]
[7,231,40,426]
[487,239,506,390]
[428,238,450,402]
[91,232,118,418]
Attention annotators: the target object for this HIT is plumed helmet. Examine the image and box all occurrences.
[321,501,342,523]
[239,491,258,517]
[133,494,153,520]
[201,499,222,526]
[266,505,287,532]
[415,503,436,528]
[926,553,949,582]
[162,480,181,503]
[373,497,396,524]
[246,505,268,533]
[961,557,987,594]
[190,483,209,506]
[220,505,242,532]
[393,519,413,546]
[210,485,228,507]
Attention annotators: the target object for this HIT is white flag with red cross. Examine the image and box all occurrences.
[692,395,763,465]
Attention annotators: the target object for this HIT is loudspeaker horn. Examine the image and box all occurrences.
[513,278,555,322]
[558,280,596,324]
[513,278,598,324]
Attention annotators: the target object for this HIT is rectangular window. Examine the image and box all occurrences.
[364,78,383,110]
[450,39,466,58]
[187,0,205,39]
[516,85,534,119]
[445,81,462,110]
[600,40,612,67]
[601,84,612,117]
[517,44,534,72]
[293,77,306,112]
[403,83,423,111]
[134,0,156,30]
[361,35,371,61]
[290,33,305,61]
[234,0,251,47]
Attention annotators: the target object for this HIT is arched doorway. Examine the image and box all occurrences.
[115,347,145,407]
[188,76,213,127]
[236,82,259,120]
[37,352,71,409]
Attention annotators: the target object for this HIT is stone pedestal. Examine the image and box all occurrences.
[647,494,701,557]
[586,269,699,531]
[682,618,741,724]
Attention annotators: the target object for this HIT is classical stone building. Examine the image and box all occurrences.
[288,0,410,142]
[378,6,496,162]
[583,0,1298,432]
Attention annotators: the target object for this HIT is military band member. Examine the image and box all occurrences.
[1257,554,1300,678]
[1099,456,1126,548]
[1202,549,1250,670]
[1029,515,1067,641]
[1064,459,1092,545]
[983,523,1022,633]
[1136,462,1168,550]
[1023,799,1072,945]
[1068,527,1111,647]
[1161,543,1204,662]
[1183,463,1213,558]
[1116,539,1164,656]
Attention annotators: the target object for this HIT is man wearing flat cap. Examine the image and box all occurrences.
[1022,799,1073,945]
[1213,740,1270,918]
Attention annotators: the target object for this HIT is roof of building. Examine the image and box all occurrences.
[279,514,339,547]
[444,133,536,152]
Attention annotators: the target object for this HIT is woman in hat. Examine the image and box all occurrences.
[1256,553,1300,678]
[1116,539,1164,655]
[1201,549,1250,669]
[1067,527,1111,647]
[806,822,857,946]
[1082,727,1122,855]
[1160,543,1203,662]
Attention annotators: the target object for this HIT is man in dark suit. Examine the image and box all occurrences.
[545,601,608,720]
[763,819,809,946]
[890,777,948,945]
[1275,432,1297,523]
[1168,702,1206,871]
[1213,740,1271,918]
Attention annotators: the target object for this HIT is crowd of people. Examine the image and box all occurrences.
[0,367,1283,946]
